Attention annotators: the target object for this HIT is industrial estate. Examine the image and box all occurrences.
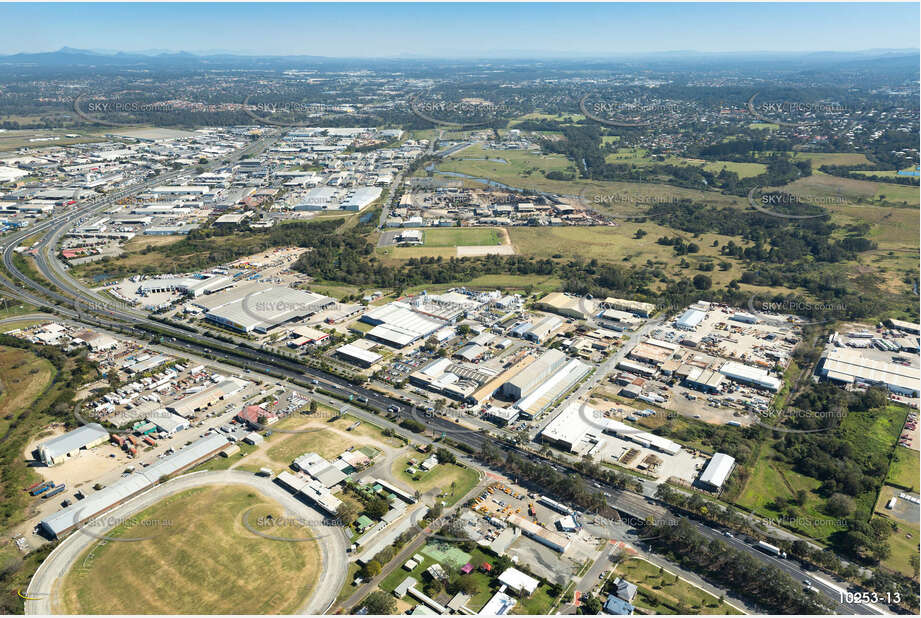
[0,3,917,617]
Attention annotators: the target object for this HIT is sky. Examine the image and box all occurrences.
[0,2,918,57]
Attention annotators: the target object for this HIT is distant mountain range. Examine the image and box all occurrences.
[0,46,916,72]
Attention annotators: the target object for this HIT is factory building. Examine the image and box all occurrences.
[483,406,519,427]
[336,342,382,368]
[147,410,189,435]
[730,311,759,324]
[719,361,782,392]
[38,424,110,466]
[683,367,725,393]
[628,339,679,366]
[698,453,736,492]
[675,308,706,330]
[604,420,682,456]
[340,186,383,211]
[360,302,446,348]
[137,274,233,297]
[167,377,249,417]
[514,357,591,418]
[818,349,920,397]
[396,229,423,245]
[539,401,602,452]
[603,297,656,318]
[409,357,496,403]
[204,287,333,333]
[274,471,342,516]
[504,515,571,554]
[501,349,567,400]
[534,292,595,320]
[523,315,564,343]
[39,433,229,538]
[886,318,921,335]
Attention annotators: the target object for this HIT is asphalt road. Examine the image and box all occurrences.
[24,469,348,615]
[1,138,887,616]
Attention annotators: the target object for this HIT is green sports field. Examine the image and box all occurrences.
[423,227,501,247]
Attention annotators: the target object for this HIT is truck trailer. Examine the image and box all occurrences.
[755,541,786,558]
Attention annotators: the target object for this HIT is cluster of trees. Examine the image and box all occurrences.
[643,519,830,614]
[819,165,919,189]
[775,387,892,517]
[656,235,700,255]
[648,200,875,265]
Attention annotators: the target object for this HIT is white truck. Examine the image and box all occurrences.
[756,540,787,559]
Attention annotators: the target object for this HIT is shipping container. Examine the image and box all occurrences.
[43,485,66,499]
[30,482,55,496]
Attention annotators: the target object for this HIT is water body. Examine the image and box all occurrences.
[423,163,524,191]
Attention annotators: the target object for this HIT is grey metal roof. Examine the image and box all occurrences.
[699,453,736,489]
[40,433,228,537]
[39,424,109,460]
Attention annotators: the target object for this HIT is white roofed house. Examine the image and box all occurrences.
[498,567,540,597]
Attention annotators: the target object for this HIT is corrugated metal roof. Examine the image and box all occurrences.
[41,433,228,537]
[699,453,735,489]
[39,424,109,460]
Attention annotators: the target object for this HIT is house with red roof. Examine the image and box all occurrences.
[237,404,277,428]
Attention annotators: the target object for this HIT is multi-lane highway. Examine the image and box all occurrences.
[0,138,886,616]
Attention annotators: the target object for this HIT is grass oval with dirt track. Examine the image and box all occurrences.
[61,485,321,614]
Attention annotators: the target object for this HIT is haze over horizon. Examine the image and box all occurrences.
[0,2,918,57]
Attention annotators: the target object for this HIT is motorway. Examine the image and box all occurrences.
[0,140,886,615]
[23,470,348,615]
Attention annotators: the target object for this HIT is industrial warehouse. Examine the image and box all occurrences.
[201,286,334,333]
[39,433,229,538]
[818,347,921,397]
[697,453,737,492]
[38,424,110,466]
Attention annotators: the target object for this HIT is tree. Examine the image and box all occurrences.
[435,447,456,465]
[448,574,478,595]
[365,495,390,519]
[826,493,855,517]
[336,501,359,526]
[309,399,318,413]
[579,595,602,614]
[692,274,712,290]
[360,560,382,578]
[359,591,394,615]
